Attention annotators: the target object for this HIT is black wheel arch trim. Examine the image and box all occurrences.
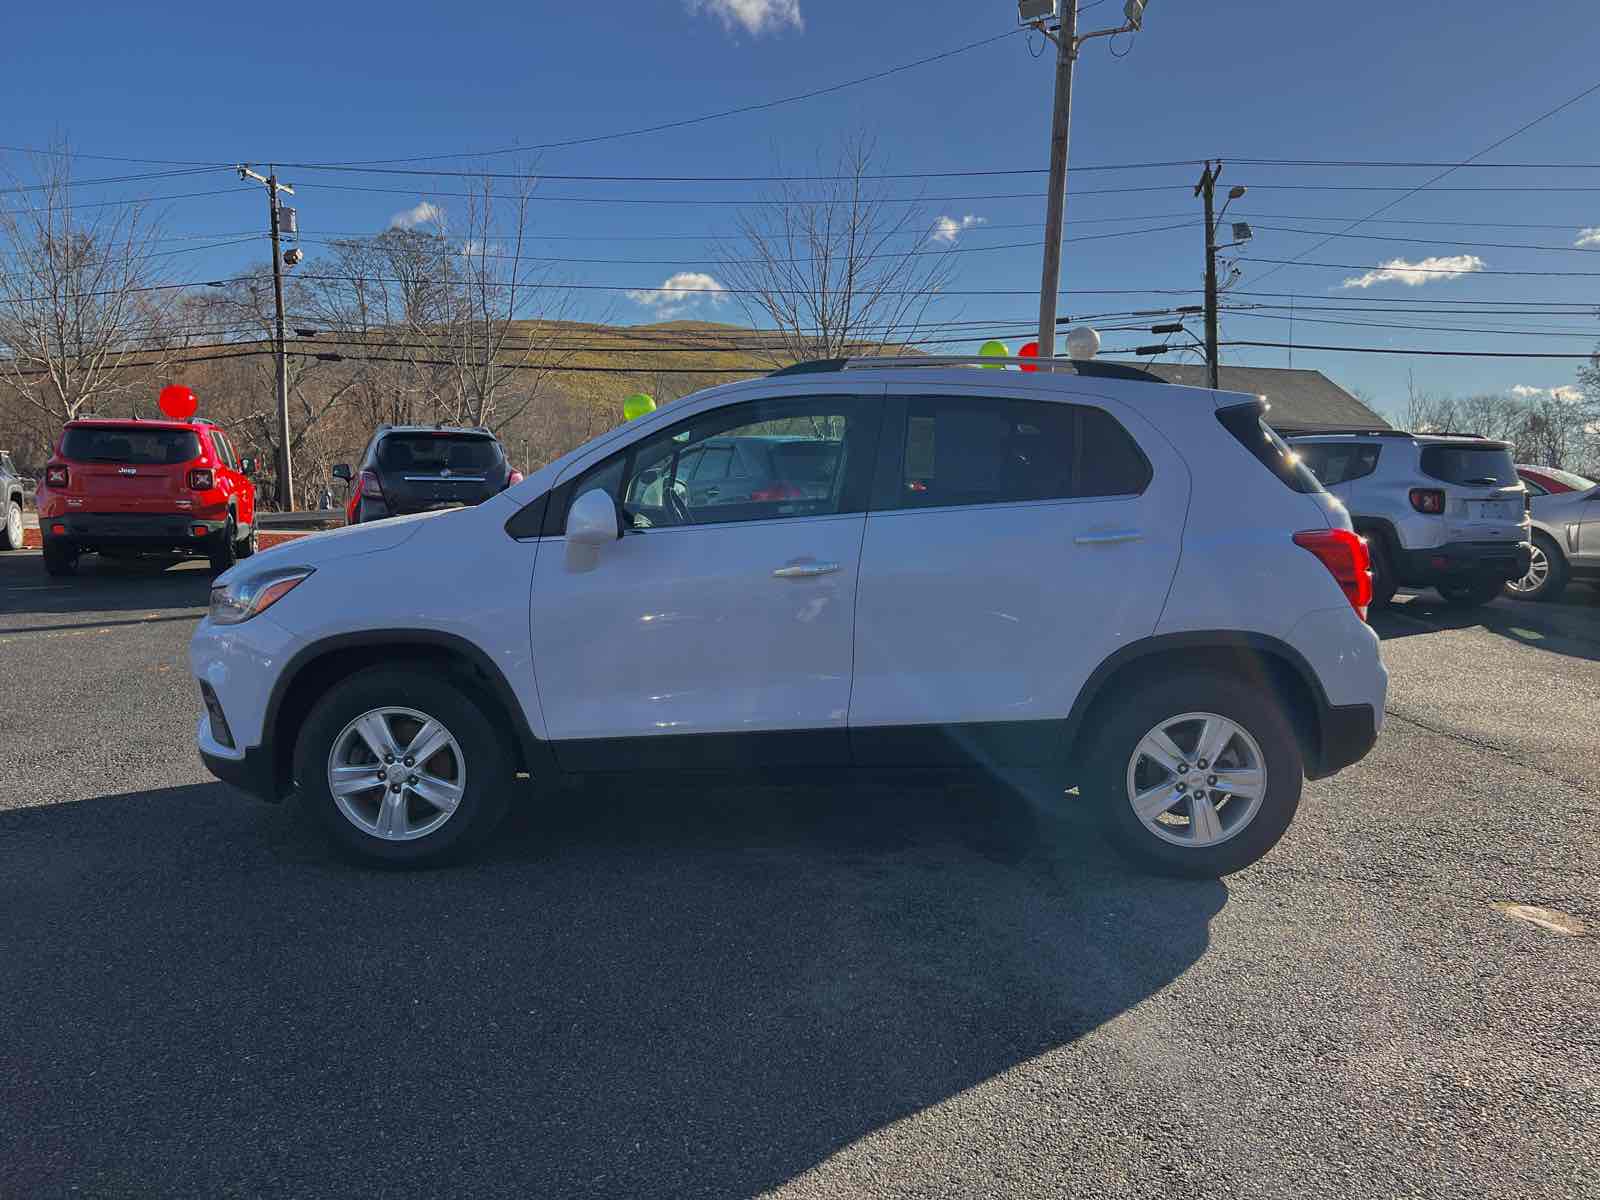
[261,629,557,796]
[1060,629,1362,780]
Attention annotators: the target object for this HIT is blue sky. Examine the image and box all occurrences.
[4,0,1598,414]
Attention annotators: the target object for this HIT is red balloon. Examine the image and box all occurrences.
[1018,341,1039,372]
[158,384,198,420]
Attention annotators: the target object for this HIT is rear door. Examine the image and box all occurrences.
[848,388,1185,767]
[58,425,198,515]
[1421,442,1525,545]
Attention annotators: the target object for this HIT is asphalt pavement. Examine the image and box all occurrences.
[2,550,1597,1199]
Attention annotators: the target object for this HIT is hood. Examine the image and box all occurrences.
[215,508,456,585]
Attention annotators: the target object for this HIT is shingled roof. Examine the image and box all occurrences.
[1106,363,1390,434]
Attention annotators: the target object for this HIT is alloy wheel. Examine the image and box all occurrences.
[1124,711,1267,848]
[327,706,467,841]
[1507,543,1549,595]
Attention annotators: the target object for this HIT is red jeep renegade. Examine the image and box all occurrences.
[35,417,258,576]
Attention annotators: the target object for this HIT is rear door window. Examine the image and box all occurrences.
[1420,444,1518,487]
[895,397,1149,508]
[1295,442,1379,486]
[61,426,201,465]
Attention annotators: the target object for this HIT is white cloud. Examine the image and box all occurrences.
[1574,227,1600,248]
[1340,254,1485,289]
[389,200,444,230]
[686,0,802,36]
[930,214,987,244]
[1510,383,1582,402]
[626,271,729,319]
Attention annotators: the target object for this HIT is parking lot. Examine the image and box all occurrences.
[2,549,1596,1199]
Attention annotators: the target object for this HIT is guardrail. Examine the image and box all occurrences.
[257,510,344,529]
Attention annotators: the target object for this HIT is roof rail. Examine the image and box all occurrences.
[768,354,1167,383]
[1287,428,1413,439]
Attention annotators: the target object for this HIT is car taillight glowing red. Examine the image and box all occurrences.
[188,467,214,490]
[507,470,525,487]
[1293,529,1373,620]
[1409,487,1445,514]
[359,470,385,500]
[45,464,68,487]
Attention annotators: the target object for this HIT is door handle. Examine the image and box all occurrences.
[704,487,720,498]
[1074,530,1143,546]
[773,561,840,578]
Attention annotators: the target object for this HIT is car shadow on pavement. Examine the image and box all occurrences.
[0,552,212,619]
[1,777,1224,1198]
[1370,592,1600,663]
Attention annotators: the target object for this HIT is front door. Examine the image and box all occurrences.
[530,390,882,771]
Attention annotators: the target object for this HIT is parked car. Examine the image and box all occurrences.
[1504,481,1600,602]
[333,425,522,525]
[1517,464,1597,497]
[193,357,1386,878]
[1287,430,1530,609]
[34,416,257,576]
[1,450,24,550]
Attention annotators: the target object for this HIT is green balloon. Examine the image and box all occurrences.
[624,393,657,420]
[978,340,1009,368]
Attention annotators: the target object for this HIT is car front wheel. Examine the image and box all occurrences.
[1503,532,1568,603]
[1087,673,1303,878]
[294,667,512,866]
[1,499,21,550]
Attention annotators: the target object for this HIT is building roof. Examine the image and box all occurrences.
[1106,363,1390,434]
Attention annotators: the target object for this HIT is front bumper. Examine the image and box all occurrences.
[44,511,226,550]
[198,717,280,802]
[1393,539,1531,586]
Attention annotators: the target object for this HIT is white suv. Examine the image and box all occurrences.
[192,358,1387,877]
[1287,431,1531,609]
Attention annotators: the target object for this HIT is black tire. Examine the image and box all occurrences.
[1365,535,1397,611]
[293,667,513,867]
[1,499,21,550]
[1503,531,1568,604]
[42,540,78,576]
[1085,672,1304,878]
[235,521,257,560]
[209,515,238,573]
[1437,577,1503,608]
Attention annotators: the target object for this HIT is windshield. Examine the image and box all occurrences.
[1534,466,1597,491]
[60,426,201,465]
[378,433,502,474]
[1420,444,1518,487]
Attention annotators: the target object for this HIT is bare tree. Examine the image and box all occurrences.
[717,135,956,365]
[0,142,179,424]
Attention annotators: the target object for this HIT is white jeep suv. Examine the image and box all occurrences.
[192,358,1387,877]
[1287,431,1531,609]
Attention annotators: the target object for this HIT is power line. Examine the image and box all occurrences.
[293,30,1029,168]
[0,166,223,195]
[1219,340,1595,359]
[1241,257,1600,278]
[0,144,232,168]
[1243,77,1600,288]
[1249,224,1600,255]
[278,161,1210,182]
[295,181,1188,205]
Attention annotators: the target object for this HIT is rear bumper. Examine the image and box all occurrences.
[44,512,226,549]
[1313,702,1379,779]
[1393,539,1531,585]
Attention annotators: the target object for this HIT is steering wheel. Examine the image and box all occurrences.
[668,478,695,525]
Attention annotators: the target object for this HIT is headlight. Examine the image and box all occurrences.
[209,565,314,625]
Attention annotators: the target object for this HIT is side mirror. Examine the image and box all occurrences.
[239,456,256,474]
[567,487,620,545]
[331,463,352,483]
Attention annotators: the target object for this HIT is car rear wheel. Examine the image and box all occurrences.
[1365,536,1397,611]
[209,515,238,573]
[1503,532,1567,603]
[235,521,257,560]
[294,667,512,866]
[42,540,78,576]
[1086,673,1303,878]
[1437,577,1504,608]
[1,500,21,550]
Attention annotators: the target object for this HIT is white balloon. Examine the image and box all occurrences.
[1065,326,1101,360]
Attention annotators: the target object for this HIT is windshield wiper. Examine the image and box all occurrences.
[1464,476,1501,485]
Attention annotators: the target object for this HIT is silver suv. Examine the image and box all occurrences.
[1288,431,1530,609]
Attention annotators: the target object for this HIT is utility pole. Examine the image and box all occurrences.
[238,165,297,510]
[1035,0,1079,360]
[1024,0,1149,359]
[1196,161,1221,389]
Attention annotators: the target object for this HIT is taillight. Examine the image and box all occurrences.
[751,483,805,502]
[45,464,68,488]
[1293,529,1373,619]
[1523,490,1532,513]
[359,470,385,500]
[189,467,215,490]
[1409,487,1445,514]
[506,470,525,488]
